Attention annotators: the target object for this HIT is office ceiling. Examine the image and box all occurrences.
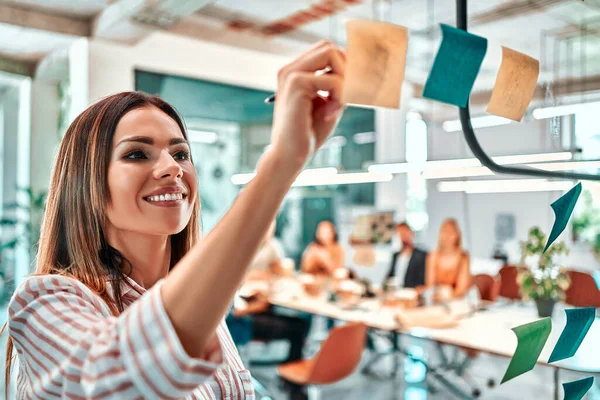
[0,0,599,97]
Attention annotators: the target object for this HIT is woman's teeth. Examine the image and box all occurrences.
[146,193,184,202]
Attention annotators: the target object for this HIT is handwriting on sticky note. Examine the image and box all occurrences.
[342,19,408,109]
[548,307,595,363]
[422,24,487,107]
[563,377,594,400]
[487,47,539,121]
[501,318,551,384]
[544,183,582,253]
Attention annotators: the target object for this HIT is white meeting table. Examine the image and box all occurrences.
[255,279,600,400]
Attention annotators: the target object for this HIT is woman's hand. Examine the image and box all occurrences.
[268,41,346,176]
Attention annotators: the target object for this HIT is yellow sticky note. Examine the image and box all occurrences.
[342,19,408,109]
[487,47,539,122]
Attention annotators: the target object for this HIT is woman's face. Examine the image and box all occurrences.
[439,222,459,248]
[316,222,335,244]
[106,106,197,236]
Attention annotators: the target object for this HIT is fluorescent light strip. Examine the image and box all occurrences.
[291,172,392,187]
[437,179,573,194]
[423,159,600,180]
[231,167,338,186]
[532,101,600,120]
[368,151,573,174]
[442,115,512,132]
[187,129,218,144]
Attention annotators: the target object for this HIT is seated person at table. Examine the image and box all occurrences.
[231,222,310,363]
[386,222,427,288]
[301,220,345,276]
[246,220,285,280]
[425,218,472,299]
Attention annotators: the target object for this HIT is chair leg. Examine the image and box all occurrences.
[251,377,274,400]
[307,385,320,400]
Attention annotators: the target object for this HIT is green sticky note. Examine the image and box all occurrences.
[422,24,487,107]
[563,376,594,400]
[501,318,551,384]
[549,307,595,363]
[544,183,582,253]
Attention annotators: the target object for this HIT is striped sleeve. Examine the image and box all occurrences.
[7,275,224,399]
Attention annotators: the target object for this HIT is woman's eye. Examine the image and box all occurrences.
[173,150,190,161]
[124,150,147,160]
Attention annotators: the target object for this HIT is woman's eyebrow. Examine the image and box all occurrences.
[117,136,189,147]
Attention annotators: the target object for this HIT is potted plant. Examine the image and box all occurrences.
[0,187,47,303]
[517,227,571,317]
[572,190,600,261]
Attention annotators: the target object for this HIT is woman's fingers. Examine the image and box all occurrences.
[278,42,346,87]
[283,72,344,103]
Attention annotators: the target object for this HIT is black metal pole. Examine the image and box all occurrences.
[455,0,600,181]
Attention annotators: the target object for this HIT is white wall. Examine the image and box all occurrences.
[86,32,290,104]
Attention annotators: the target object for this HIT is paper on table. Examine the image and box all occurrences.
[548,307,595,363]
[342,19,408,109]
[501,317,551,384]
[486,47,539,121]
[422,24,487,107]
[563,376,594,400]
[544,182,582,253]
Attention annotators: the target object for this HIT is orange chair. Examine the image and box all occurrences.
[473,274,501,302]
[498,265,521,300]
[565,270,600,307]
[278,322,367,392]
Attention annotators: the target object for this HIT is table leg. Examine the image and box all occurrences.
[554,368,559,400]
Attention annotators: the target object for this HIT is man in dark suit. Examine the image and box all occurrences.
[386,222,427,288]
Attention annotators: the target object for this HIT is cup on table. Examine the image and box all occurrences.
[335,279,364,306]
[299,274,325,297]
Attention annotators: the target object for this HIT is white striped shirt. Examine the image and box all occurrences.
[7,274,255,399]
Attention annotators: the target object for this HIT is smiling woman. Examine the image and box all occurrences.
[2,40,347,399]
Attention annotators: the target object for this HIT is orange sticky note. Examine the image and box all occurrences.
[487,47,539,122]
[342,19,408,109]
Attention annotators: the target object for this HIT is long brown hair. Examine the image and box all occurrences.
[3,91,201,394]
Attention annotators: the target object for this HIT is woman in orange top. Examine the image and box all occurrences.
[301,221,345,276]
[426,218,472,299]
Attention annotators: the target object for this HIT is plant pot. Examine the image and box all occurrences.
[535,298,556,318]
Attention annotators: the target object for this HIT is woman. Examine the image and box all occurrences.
[301,220,345,276]
[425,218,471,299]
[4,41,346,399]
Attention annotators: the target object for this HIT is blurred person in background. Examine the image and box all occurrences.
[301,220,345,276]
[426,218,472,299]
[386,222,427,288]
[229,220,310,364]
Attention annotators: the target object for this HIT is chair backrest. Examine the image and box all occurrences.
[307,322,367,385]
[473,274,501,302]
[498,265,521,300]
[565,270,600,307]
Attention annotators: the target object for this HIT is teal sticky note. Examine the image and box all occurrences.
[501,318,551,384]
[548,307,595,363]
[422,24,487,107]
[544,183,582,253]
[563,377,594,400]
